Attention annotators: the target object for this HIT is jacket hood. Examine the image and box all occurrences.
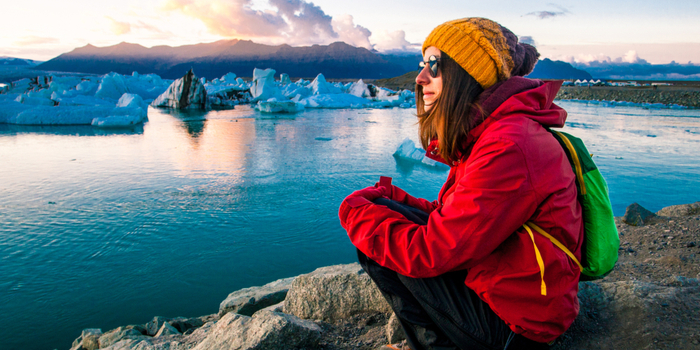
[426,77,566,165]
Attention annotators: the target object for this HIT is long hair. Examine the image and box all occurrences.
[416,52,484,163]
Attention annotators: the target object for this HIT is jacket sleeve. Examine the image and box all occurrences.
[339,136,539,278]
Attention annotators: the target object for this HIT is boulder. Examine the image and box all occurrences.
[552,279,700,349]
[155,322,180,337]
[145,316,170,336]
[622,202,658,226]
[99,327,148,348]
[284,263,391,322]
[386,313,405,344]
[170,314,218,334]
[191,310,322,350]
[656,202,700,217]
[70,328,102,350]
[151,69,207,109]
[219,277,294,317]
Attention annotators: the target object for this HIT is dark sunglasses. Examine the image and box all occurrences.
[418,55,440,78]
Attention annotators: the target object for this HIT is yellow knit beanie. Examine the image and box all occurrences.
[422,18,538,89]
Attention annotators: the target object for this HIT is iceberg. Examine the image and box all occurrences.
[256,99,304,113]
[250,68,286,102]
[151,69,207,109]
[301,94,371,109]
[348,79,371,98]
[393,138,449,170]
[95,72,129,100]
[309,74,342,95]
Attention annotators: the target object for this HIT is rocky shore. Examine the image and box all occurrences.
[370,71,700,108]
[556,86,700,108]
[69,202,700,350]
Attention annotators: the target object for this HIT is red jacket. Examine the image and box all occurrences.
[339,78,583,342]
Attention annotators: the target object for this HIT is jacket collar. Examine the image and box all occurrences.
[425,77,565,165]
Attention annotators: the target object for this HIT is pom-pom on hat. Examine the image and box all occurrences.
[422,18,540,89]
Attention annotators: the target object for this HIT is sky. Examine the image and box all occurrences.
[2,0,699,64]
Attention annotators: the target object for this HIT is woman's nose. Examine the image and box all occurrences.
[416,67,430,85]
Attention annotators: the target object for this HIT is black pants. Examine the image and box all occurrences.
[359,198,548,350]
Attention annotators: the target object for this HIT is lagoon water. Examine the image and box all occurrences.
[1,102,699,350]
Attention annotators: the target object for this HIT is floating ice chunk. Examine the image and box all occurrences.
[250,68,286,102]
[309,74,342,95]
[14,94,55,106]
[95,72,129,100]
[151,70,207,109]
[256,99,304,113]
[54,95,114,107]
[91,114,144,127]
[282,83,311,99]
[279,73,291,85]
[348,79,370,98]
[0,101,33,123]
[8,105,114,125]
[117,93,147,110]
[374,87,397,100]
[301,94,371,109]
[393,138,449,169]
[221,73,237,83]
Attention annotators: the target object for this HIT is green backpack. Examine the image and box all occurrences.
[523,129,619,286]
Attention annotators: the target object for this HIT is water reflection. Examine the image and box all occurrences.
[0,123,144,136]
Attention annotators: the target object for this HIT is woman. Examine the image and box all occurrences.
[338,18,583,350]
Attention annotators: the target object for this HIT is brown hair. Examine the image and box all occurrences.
[416,52,484,163]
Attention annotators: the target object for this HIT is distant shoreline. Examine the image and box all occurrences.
[556,85,700,108]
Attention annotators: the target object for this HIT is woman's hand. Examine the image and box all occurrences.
[342,186,388,208]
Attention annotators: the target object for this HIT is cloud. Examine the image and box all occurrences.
[553,50,649,66]
[525,4,570,19]
[161,0,376,47]
[108,17,132,35]
[519,36,537,47]
[14,36,60,47]
[331,15,371,50]
[370,30,419,53]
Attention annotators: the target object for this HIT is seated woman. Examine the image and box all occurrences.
[339,18,583,350]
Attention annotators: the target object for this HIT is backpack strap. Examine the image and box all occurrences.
[522,222,583,296]
[550,130,587,195]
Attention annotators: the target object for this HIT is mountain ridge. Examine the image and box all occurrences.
[37,40,406,79]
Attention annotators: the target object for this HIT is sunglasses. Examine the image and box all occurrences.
[418,55,440,78]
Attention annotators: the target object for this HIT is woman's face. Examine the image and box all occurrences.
[416,46,443,111]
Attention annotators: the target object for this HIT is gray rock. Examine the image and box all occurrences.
[125,324,148,335]
[170,314,218,334]
[151,69,207,109]
[99,327,148,348]
[261,301,285,313]
[386,313,405,344]
[622,202,657,226]
[70,328,102,350]
[191,310,322,350]
[146,316,170,336]
[155,322,181,337]
[284,263,391,322]
[656,202,700,217]
[219,277,294,317]
[552,280,700,349]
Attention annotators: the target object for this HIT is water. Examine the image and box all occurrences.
[1,102,699,350]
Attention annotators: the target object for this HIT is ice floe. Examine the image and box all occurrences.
[393,138,449,170]
[0,66,417,125]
